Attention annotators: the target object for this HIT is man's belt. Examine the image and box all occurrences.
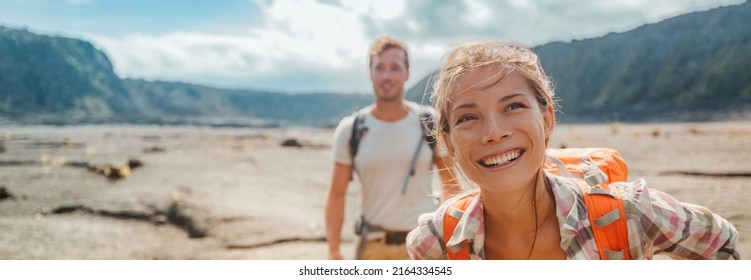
[378,231,410,245]
[355,216,410,259]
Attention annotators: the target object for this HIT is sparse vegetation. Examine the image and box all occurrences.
[688,125,700,136]
[651,126,661,138]
[610,121,620,134]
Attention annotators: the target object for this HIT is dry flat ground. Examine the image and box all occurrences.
[0,121,749,259]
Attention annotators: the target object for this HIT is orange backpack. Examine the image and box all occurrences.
[443,147,631,260]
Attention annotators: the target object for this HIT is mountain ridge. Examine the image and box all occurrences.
[2,2,750,126]
[407,1,751,122]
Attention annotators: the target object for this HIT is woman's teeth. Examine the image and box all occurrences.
[480,149,521,167]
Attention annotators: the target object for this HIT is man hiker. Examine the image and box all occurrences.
[325,36,456,260]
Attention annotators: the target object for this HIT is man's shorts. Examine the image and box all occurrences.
[357,230,411,260]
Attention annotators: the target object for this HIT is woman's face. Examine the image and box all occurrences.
[444,68,554,194]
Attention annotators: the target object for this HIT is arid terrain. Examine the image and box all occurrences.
[1,121,749,259]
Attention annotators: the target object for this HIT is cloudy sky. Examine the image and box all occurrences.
[0,0,744,94]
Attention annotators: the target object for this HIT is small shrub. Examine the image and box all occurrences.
[651,126,661,138]
[610,121,620,134]
[688,125,699,136]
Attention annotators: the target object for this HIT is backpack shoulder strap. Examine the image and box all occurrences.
[399,103,438,194]
[404,102,437,151]
[416,105,437,151]
[348,107,368,159]
[578,180,631,260]
[442,180,630,260]
[443,194,475,260]
[347,107,369,181]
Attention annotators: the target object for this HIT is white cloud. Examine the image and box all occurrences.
[82,0,744,94]
[87,0,376,93]
[341,0,407,20]
[464,0,493,28]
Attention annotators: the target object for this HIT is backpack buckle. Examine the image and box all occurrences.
[582,158,608,187]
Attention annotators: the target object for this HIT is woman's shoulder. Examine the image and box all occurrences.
[607,178,650,203]
[546,172,649,194]
[415,191,479,228]
[407,191,480,260]
[546,172,654,214]
[546,173,586,198]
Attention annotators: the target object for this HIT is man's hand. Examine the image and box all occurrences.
[329,250,344,260]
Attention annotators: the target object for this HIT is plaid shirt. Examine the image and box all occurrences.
[406,173,740,260]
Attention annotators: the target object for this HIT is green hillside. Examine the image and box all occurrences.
[0,26,371,126]
[0,27,134,123]
[123,79,372,126]
[535,1,751,122]
[407,1,751,122]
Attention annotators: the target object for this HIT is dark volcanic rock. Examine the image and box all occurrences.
[0,186,14,201]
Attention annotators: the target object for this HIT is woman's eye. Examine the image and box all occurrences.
[505,102,526,112]
[455,114,476,124]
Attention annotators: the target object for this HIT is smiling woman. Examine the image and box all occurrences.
[405,41,740,260]
[441,69,553,197]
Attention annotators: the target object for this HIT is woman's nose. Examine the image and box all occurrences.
[481,116,511,144]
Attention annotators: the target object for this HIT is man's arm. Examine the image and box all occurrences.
[434,154,459,201]
[325,163,353,260]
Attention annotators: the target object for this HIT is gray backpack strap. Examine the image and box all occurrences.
[401,134,426,194]
[416,105,437,151]
[354,216,386,259]
[400,104,437,194]
[349,108,368,159]
[350,104,437,193]
[348,108,368,181]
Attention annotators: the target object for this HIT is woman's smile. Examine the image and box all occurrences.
[477,148,524,169]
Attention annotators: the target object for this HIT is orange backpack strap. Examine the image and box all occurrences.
[579,181,631,260]
[442,194,475,260]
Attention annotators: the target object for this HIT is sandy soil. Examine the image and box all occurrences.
[0,121,749,259]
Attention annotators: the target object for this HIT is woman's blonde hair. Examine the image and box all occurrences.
[433,41,557,138]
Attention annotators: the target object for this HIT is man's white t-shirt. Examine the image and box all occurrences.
[332,104,438,232]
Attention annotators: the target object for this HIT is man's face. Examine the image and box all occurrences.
[370,47,409,102]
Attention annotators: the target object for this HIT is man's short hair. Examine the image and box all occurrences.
[368,36,409,70]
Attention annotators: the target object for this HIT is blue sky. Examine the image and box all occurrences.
[0,0,744,94]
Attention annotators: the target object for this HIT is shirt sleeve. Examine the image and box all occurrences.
[331,115,354,165]
[406,211,448,260]
[626,178,740,260]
